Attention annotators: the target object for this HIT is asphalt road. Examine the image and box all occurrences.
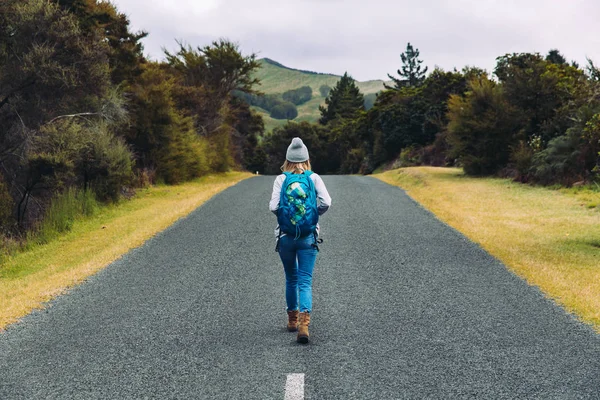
[1,176,599,399]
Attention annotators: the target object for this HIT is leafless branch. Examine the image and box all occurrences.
[47,112,101,124]
[12,106,27,132]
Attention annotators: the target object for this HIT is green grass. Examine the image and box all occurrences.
[559,184,600,210]
[296,97,325,123]
[375,167,600,331]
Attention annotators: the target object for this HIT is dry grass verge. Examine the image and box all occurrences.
[0,172,253,330]
[375,167,600,331]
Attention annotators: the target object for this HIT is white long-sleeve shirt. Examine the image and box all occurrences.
[269,173,332,237]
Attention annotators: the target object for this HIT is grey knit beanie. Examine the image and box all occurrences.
[286,137,309,162]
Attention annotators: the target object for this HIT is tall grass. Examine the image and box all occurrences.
[29,188,100,246]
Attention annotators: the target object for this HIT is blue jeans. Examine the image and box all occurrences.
[278,234,318,313]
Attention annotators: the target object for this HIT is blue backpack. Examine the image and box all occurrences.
[277,171,318,239]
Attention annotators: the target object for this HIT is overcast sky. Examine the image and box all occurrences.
[111,0,600,82]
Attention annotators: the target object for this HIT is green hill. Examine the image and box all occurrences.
[252,58,388,131]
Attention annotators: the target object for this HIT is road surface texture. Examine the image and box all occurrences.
[1,176,599,399]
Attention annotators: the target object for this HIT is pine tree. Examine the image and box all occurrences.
[319,72,364,125]
[586,58,600,81]
[386,42,428,90]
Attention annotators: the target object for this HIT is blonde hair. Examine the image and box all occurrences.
[281,160,312,174]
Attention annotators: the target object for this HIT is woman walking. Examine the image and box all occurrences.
[269,137,332,344]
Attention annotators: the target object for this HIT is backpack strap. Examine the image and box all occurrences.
[302,171,317,240]
[276,172,291,248]
[306,171,318,238]
[311,231,324,252]
[275,228,282,252]
[303,170,316,201]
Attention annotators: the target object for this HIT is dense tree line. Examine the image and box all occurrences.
[258,43,600,186]
[0,0,263,245]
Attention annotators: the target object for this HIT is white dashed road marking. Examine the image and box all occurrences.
[284,373,305,400]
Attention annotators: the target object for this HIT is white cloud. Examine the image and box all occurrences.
[112,0,600,81]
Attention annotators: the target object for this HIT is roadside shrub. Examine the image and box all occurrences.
[32,121,89,192]
[530,111,600,185]
[340,148,365,174]
[420,131,451,167]
[160,124,211,183]
[81,124,134,201]
[530,131,585,185]
[394,146,422,168]
[133,168,156,188]
[207,129,232,174]
[509,140,535,181]
[128,65,211,183]
[34,121,134,202]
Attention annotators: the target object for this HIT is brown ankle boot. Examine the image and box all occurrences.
[297,312,310,344]
[287,310,299,332]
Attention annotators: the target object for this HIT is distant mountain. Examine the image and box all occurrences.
[259,58,333,76]
[251,58,389,132]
